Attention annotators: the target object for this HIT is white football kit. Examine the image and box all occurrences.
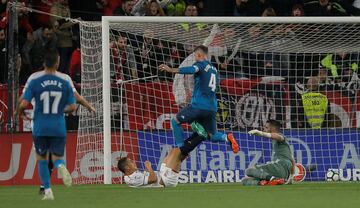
[124,163,179,188]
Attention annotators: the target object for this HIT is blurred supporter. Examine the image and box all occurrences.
[320,52,360,101]
[146,0,165,16]
[50,0,78,74]
[262,7,276,16]
[0,0,7,14]
[96,0,122,16]
[110,34,138,82]
[69,45,81,85]
[234,0,266,16]
[293,76,330,129]
[31,0,55,29]
[113,0,134,16]
[0,28,6,84]
[184,3,198,16]
[291,4,305,16]
[22,25,57,73]
[165,0,186,16]
[304,0,348,16]
[136,29,171,81]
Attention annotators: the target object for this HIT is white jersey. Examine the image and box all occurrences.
[124,170,162,188]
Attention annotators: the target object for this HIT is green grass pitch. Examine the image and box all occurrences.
[1,182,359,208]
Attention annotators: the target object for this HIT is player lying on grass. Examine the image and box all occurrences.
[118,133,204,188]
[242,119,295,186]
[159,45,239,153]
[18,49,76,200]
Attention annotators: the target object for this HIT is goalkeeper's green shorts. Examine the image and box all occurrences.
[255,159,292,179]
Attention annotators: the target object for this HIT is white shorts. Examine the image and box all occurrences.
[160,163,179,187]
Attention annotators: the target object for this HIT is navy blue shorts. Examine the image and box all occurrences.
[33,136,66,157]
[176,105,217,135]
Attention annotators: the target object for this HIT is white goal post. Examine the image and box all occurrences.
[75,16,360,185]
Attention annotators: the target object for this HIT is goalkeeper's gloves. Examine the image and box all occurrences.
[248,129,271,138]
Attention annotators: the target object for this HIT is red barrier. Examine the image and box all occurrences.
[0,132,139,185]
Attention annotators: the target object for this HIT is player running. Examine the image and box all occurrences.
[18,49,76,200]
[19,56,96,196]
[118,133,204,187]
[242,120,295,186]
[159,45,239,153]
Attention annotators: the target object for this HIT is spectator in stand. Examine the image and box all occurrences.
[165,0,186,16]
[292,76,331,129]
[291,4,305,16]
[31,0,55,29]
[110,34,138,81]
[69,43,81,86]
[50,0,78,74]
[184,3,198,16]
[0,0,7,14]
[113,0,134,16]
[22,25,57,73]
[234,0,266,16]
[347,0,360,15]
[0,28,6,84]
[304,0,348,16]
[146,0,166,16]
[262,7,277,16]
[96,0,122,16]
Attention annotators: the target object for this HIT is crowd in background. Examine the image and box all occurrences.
[0,0,360,85]
[0,0,360,130]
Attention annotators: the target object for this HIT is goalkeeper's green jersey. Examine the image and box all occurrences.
[272,134,292,162]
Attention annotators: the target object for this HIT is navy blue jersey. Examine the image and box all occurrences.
[179,60,218,112]
[22,71,75,137]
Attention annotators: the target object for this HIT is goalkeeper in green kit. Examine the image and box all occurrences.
[242,120,295,186]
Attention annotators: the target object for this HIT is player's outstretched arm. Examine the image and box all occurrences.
[144,161,157,184]
[248,129,284,142]
[159,64,180,73]
[159,64,199,74]
[74,91,96,114]
[17,99,31,120]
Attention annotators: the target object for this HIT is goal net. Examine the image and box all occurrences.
[74,17,360,184]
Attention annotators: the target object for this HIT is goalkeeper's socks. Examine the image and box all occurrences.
[210,132,227,142]
[38,160,51,189]
[53,159,65,169]
[171,118,184,147]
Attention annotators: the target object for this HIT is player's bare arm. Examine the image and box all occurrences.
[144,161,157,184]
[17,99,31,120]
[248,129,284,142]
[159,64,179,73]
[74,92,96,114]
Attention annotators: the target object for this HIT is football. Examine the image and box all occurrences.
[326,169,340,182]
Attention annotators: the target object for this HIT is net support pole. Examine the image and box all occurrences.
[102,17,112,184]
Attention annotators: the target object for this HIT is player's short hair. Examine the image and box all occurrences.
[117,157,129,173]
[42,24,53,31]
[266,119,282,130]
[194,45,208,55]
[44,49,59,68]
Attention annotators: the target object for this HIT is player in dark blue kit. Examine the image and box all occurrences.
[18,50,76,200]
[159,45,239,153]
